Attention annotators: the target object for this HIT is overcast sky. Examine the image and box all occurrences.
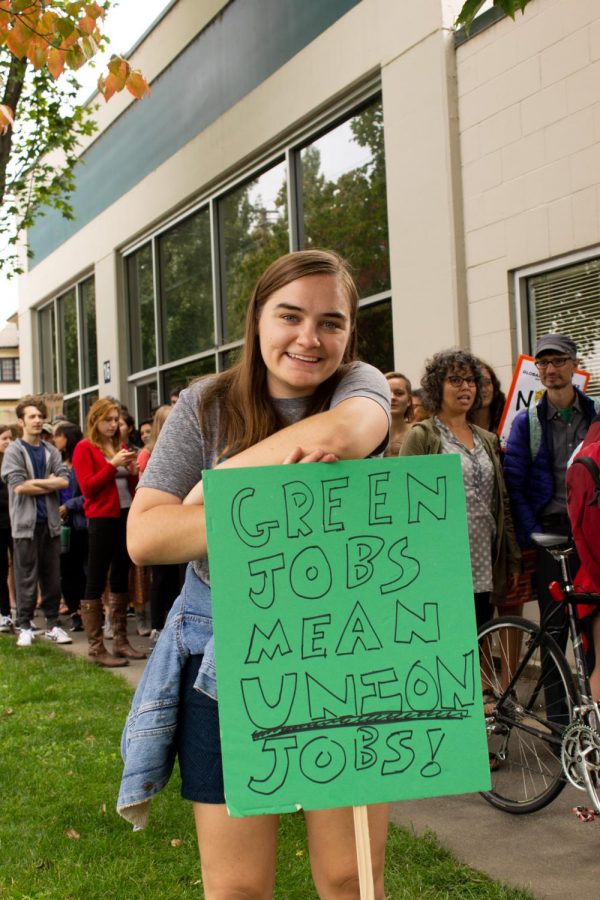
[0,0,173,327]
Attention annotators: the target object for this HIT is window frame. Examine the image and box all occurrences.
[123,79,392,413]
[0,358,19,383]
[36,273,99,425]
[514,246,600,354]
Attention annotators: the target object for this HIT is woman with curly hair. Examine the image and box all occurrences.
[401,349,520,633]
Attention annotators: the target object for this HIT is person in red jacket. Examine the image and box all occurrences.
[73,398,146,667]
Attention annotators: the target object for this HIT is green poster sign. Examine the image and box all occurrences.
[204,455,491,817]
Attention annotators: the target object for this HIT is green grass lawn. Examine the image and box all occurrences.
[0,639,531,900]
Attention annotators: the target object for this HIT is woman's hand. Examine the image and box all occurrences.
[127,459,139,477]
[59,504,68,520]
[111,449,137,468]
[283,447,339,465]
[181,447,339,506]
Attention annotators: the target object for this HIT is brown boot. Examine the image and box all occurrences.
[80,600,129,668]
[109,593,147,660]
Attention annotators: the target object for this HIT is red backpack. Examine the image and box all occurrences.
[567,419,600,591]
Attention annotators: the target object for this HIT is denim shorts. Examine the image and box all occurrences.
[177,654,225,804]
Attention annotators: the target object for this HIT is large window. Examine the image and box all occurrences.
[125,94,393,419]
[524,255,600,394]
[38,275,98,425]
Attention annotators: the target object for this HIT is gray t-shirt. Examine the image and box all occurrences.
[141,361,390,580]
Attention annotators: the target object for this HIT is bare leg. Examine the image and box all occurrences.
[589,617,600,701]
[192,802,279,900]
[304,804,389,900]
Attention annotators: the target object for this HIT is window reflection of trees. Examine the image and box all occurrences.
[60,290,78,395]
[301,102,390,299]
[162,356,215,398]
[127,245,156,371]
[127,97,394,386]
[160,209,213,362]
[221,162,289,343]
[81,279,97,389]
[358,302,394,374]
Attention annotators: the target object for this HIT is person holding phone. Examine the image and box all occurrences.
[73,399,146,667]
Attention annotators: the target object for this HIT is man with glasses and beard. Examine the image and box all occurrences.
[504,335,600,703]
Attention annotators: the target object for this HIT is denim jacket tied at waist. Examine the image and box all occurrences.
[117,564,216,829]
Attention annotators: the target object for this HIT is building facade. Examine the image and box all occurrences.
[0,318,21,424]
[16,0,600,423]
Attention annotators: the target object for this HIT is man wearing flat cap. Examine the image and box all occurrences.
[504,334,600,685]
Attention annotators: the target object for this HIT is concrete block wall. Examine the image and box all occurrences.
[457,0,600,387]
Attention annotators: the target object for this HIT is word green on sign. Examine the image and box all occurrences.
[204,455,490,817]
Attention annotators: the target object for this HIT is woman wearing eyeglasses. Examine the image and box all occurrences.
[400,350,520,637]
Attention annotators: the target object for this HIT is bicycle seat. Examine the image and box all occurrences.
[531,532,573,551]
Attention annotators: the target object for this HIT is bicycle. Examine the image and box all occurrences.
[477,532,600,818]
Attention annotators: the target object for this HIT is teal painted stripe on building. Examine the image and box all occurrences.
[29,0,361,266]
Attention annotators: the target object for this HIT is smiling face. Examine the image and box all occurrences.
[257,274,351,399]
[388,377,411,419]
[99,409,121,442]
[139,423,152,445]
[441,368,477,417]
[536,354,577,391]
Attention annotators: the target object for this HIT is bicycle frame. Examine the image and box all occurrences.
[479,538,600,816]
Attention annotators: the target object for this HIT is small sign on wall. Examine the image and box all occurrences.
[103,360,111,384]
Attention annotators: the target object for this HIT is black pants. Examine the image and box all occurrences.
[0,526,12,617]
[60,528,88,614]
[150,564,180,631]
[85,510,131,600]
[536,514,580,725]
[474,591,492,631]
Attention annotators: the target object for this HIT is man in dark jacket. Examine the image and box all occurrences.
[504,335,600,680]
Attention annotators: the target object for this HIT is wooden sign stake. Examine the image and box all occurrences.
[353,805,375,900]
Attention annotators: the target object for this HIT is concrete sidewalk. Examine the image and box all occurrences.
[49,613,599,900]
[49,609,149,689]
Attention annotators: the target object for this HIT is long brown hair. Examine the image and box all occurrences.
[86,398,121,455]
[385,371,414,423]
[200,249,359,459]
[147,405,171,453]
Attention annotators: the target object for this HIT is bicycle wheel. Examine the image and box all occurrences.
[478,616,575,814]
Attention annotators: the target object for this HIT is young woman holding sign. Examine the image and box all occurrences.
[119,250,391,899]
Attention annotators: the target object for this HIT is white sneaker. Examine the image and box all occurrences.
[16,629,34,647]
[45,626,72,645]
[0,615,14,633]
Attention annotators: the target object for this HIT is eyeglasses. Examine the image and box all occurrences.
[535,356,572,370]
[446,375,477,388]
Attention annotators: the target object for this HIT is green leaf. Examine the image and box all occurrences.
[455,0,487,29]
[55,17,75,39]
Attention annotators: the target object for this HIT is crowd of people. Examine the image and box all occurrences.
[0,388,183,663]
[2,247,599,899]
